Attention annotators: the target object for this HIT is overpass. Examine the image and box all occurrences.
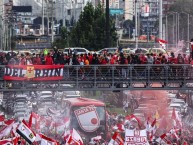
[0,64,193,91]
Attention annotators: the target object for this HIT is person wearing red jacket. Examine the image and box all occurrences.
[139,54,147,64]
[45,53,53,65]
[19,54,26,65]
[33,54,42,65]
[168,52,177,64]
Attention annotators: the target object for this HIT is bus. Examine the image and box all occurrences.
[61,97,107,141]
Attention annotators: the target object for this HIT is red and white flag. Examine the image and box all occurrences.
[64,129,83,145]
[66,135,81,145]
[157,39,168,49]
[0,115,5,125]
[171,108,182,128]
[37,133,59,145]
[168,128,180,141]
[0,121,15,139]
[156,133,171,144]
[4,119,15,126]
[0,137,19,145]
[16,120,36,144]
[71,129,83,145]
[108,132,124,145]
[28,112,40,129]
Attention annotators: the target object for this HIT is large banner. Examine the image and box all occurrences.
[125,129,149,145]
[74,105,100,132]
[4,65,64,81]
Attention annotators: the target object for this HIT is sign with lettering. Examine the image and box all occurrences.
[125,129,149,145]
[4,65,64,81]
[74,105,100,132]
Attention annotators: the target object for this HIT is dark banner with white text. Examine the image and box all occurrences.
[4,65,64,81]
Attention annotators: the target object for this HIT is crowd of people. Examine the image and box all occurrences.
[0,48,191,66]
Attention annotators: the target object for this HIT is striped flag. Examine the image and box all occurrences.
[156,133,171,144]
[16,120,36,144]
[108,132,124,145]
[157,39,168,49]
[0,137,19,145]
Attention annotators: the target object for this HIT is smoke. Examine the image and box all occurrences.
[130,90,174,130]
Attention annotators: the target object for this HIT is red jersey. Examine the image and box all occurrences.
[168,57,177,64]
[140,56,147,64]
[20,58,26,65]
[33,57,42,65]
[45,56,53,65]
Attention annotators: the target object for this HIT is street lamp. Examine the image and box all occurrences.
[134,0,138,49]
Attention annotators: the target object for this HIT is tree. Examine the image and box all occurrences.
[69,3,117,51]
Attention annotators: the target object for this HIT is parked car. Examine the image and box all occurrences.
[147,48,167,55]
[63,47,90,55]
[97,47,118,55]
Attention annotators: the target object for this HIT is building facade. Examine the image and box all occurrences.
[100,0,119,8]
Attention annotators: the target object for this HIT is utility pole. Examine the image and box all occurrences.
[42,0,44,35]
[51,0,54,43]
[135,0,138,49]
[62,0,65,27]
[188,13,190,49]
[159,0,163,39]
[166,15,168,49]
[106,0,110,48]
[46,2,49,35]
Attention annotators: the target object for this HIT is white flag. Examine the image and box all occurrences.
[16,120,36,144]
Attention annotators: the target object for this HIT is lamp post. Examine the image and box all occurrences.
[159,0,163,39]
[106,0,110,48]
[42,0,44,35]
[135,0,138,49]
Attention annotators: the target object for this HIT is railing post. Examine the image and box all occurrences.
[76,66,79,89]
[147,65,150,88]
[112,65,115,88]
[129,65,132,88]
[94,66,97,88]
[165,65,169,87]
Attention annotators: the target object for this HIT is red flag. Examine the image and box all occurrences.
[108,132,124,145]
[0,137,19,145]
[28,112,40,128]
[38,133,59,145]
[0,115,5,121]
[156,133,171,144]
[151,118,156,127]
[157,38,168,49]
[4,119,15,125]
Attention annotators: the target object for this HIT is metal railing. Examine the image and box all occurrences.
[0,64,193,91]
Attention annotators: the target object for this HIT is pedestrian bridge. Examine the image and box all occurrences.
[0,64,193,91]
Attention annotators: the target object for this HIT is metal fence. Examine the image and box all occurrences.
[0,64,193,91]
